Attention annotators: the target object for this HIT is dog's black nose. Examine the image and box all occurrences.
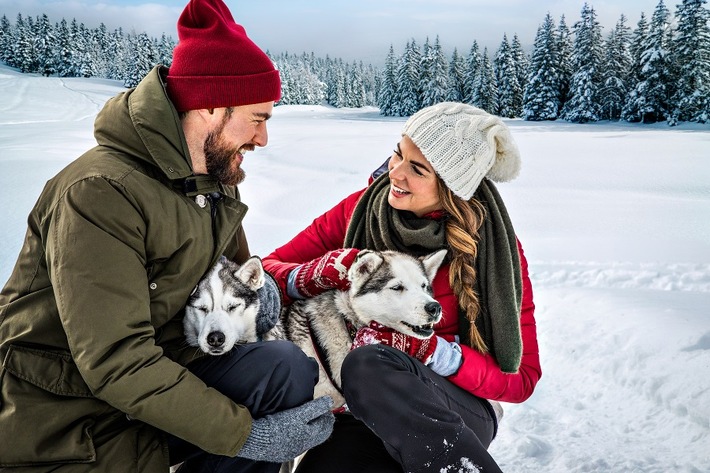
[425,301,441,319]
[207,331,225,347]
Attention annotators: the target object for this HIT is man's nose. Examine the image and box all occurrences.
[253,122,268,147]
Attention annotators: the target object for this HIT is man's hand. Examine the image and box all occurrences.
[237,396,335,463]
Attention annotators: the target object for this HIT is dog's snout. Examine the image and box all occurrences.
[207,331,226,347]
[425,301,441,320]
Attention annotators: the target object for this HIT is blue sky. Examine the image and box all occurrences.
[1,0,663,64]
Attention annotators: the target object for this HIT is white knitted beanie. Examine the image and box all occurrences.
[402,102,521,200]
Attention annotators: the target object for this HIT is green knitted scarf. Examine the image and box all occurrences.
[344,173,523,373]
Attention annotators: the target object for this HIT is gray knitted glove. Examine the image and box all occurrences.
[237,396,335,463]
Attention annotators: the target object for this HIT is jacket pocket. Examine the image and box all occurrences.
[0,345,105,467]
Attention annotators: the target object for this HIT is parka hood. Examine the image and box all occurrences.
[94,66,194,181]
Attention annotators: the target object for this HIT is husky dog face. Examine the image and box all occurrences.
[184,256,265,355]
[347,249,447,339]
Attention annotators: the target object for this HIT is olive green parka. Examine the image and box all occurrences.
[0,66,255,471]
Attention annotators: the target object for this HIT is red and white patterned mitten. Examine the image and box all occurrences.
[351,321,438,365]
[293,248,360,297]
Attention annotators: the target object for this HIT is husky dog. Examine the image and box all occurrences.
[281,249,448,408]
[184,255,282,356]
[184,250,446,410]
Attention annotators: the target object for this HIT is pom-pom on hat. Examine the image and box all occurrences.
[402,102,521,200]
[166,0,281,112]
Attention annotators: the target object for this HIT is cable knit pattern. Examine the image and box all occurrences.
[402,102,521,200]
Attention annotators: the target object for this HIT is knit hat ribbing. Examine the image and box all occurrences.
[402,102,521,200]
[166,0,281,112]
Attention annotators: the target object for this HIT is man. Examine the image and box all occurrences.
[0,0,333,471]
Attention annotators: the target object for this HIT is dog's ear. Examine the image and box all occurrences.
[235,256,266,290]
[421,249,448,282]
[349,250,384,286]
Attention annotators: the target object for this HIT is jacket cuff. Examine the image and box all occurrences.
[287,266,306,300]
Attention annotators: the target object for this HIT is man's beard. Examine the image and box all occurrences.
[203,123,246,187]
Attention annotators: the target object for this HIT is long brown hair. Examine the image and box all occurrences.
[437,177,488,353]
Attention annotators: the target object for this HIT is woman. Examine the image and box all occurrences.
[263,102,541,472]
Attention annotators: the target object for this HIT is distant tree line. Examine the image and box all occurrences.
[270,52,378,108]
[0,13,175,87]
[1,0,708,124]
[0,12,379,106]
[379,0,710,124]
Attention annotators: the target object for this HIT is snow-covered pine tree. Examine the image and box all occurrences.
[494,34,521,117]
[275,58,293,105]
[670,0,710,123]
[629,12,649,78]
[0,15,10,64]
[108,27,128,82]
[421,36,449,107]
[52,19,73,77]
[304,53,327,105]
[378,45,399,116]
[89,23,111,78]
[271,52,376,108]
[3,14,18,69]
[323,55,340,106]
[463,41,481,105]
[622,0,673,123]
[288,53,325,106]
[346,61,367,108]
[598,15,633,120]
[67,19,86,77]
[13,14,36,73]
[34,14,56,76]
[158,33,175,68]
[123,32,158,88]
[446,47,465,102]
[472,48,498,114]
[523,12,561,121]
[556,15,574,110]
[510,33,529,112]
[290,62,308,105]
[418,37,433,107]
[396,39,422,116]
[621,13,648,121]
[561,3,604,123]
[361,61,379,106]
[335,57,348,107]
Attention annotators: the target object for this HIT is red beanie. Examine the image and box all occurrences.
[166,0,281,112]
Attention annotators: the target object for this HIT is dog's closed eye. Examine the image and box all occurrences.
[390,284,404,292]
[226,303,244,312]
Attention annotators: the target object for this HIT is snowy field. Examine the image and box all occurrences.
[1,64,709,472]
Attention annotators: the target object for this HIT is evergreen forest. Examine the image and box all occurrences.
[1,0,708,125]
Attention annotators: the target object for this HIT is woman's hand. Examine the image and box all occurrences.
[351,321,438,365]
[352,321,463,376]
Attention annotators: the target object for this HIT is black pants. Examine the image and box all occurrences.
[168,340,319,473]
[295,345,501,473]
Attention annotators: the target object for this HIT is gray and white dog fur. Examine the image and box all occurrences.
[279,249,447,408]
[182,255,289,473]
[184,255,282,356]
[184,249,446,409]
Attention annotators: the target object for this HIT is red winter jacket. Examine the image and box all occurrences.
[263,188,541,404]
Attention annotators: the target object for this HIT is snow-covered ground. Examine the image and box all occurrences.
[1,64,708,472]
